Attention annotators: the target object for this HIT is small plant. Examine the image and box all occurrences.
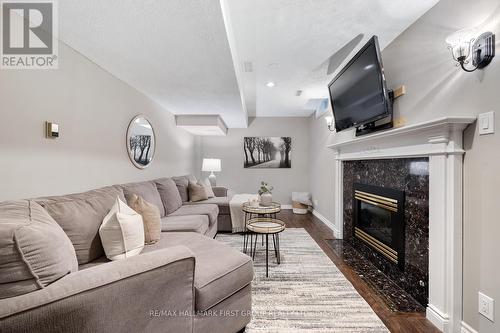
[258,181,273,195]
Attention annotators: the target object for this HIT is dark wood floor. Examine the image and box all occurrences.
[276,210,440,333]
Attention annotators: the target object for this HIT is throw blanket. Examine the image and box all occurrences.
[229,194,259,233]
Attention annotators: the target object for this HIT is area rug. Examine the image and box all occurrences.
[216,228,389,333]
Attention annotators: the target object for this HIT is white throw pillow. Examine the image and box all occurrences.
[99,197,145,260]
[201,178,215,198]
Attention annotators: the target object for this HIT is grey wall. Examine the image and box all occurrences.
[308,114,336,222]
[307,0,500,331]
[0,40,195,201]
[382,1,500,332]
[198,117,310,204]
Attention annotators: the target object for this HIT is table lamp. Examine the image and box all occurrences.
[202,158,221,186]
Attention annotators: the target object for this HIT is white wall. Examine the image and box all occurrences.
[198,117,310,204]
[0,40,195,201]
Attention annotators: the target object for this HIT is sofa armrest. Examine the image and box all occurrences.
[0,246,196,333]
[212,186,229,197]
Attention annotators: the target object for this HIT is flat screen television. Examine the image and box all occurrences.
[328,36,393,134]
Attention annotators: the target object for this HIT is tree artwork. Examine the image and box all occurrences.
[243,137,291,168]
[130,135,152,165]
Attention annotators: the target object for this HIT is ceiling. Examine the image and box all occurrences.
[58,0,439,128]
[223,0,440,118]
[58,0,247,127]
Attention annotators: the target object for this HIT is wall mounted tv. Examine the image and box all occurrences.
[328,36,393,136]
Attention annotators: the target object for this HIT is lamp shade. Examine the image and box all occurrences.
[202,158,221,172]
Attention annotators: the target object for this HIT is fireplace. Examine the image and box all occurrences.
[353,183,405,269]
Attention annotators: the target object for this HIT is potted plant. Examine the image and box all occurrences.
[258,181,274,206]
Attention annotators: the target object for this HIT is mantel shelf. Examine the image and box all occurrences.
[326,116,476,160]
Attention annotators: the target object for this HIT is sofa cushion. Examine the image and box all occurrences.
[188,181,208,202]
[168,204,218,226]
[200,178,215,198]
[36,186,125,264]
[127,194,161,245]
[142,232,253,311]
[172,175,197,202]
[99,198,145,260]
[154,178,182,214]
[0,200,78,299]
[184,196,230,215]
[122,181,166,217]
[161,215,209,234]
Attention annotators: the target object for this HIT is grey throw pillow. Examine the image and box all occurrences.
[172,175,197,202]
[0,200,78,299]
[36,186,125,264]
[122,181,166,217]
[154,178,182,214]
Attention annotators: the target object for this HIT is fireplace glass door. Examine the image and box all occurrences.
[353,183,405,269]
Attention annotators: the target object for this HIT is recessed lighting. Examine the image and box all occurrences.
[266,81,275,87]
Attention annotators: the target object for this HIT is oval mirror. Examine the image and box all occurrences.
[126,115,156,169]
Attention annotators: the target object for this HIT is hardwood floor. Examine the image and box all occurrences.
[276,210,440,333]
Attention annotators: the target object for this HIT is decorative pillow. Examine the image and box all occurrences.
[172,175,197,202]
[36,185,125,264]
[189,181,209,202]
[99,198,145,260]
[122,181,166,217]
[0,200,78,299]
[128,194,161,245]
[154,177,182,214]
[201,178,215,198]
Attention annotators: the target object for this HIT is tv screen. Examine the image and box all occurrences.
[328,36,391,132]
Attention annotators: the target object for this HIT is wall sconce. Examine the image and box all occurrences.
[446,29,495,72]
[325,115,335,132]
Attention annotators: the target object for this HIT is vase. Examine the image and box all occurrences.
[260,193,273,206]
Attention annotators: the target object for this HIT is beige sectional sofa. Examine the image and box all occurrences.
[0,175,252,333]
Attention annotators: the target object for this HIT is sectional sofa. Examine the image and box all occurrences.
[0,175,253,333]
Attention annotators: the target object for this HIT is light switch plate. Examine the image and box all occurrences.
[479,291,495,322]
[478,111,494,135]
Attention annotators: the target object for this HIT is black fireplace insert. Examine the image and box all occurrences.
[353,183,405,270]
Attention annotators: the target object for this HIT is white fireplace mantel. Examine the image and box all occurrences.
[327,117,476,333]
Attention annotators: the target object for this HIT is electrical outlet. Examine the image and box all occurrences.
[479,292,495,322]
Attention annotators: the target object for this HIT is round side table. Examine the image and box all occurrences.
[246,218,285,277]
[241,202,281,254]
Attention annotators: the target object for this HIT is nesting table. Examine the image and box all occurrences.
[241,202,285,277]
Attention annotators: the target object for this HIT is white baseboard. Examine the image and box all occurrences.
[281,204,292,209]
[461,321,478,333]
[312,209,340,237]
[426,305,449,333]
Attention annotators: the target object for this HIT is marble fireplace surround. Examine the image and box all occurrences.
[327,117,475,333]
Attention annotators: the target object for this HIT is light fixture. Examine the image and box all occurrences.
[446,29,495,72]
[325,115,335,132]
[202,158,221,186]
[266,81,275,87]
[175,115,227,136]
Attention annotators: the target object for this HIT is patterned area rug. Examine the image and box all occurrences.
[217,228,389,333]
